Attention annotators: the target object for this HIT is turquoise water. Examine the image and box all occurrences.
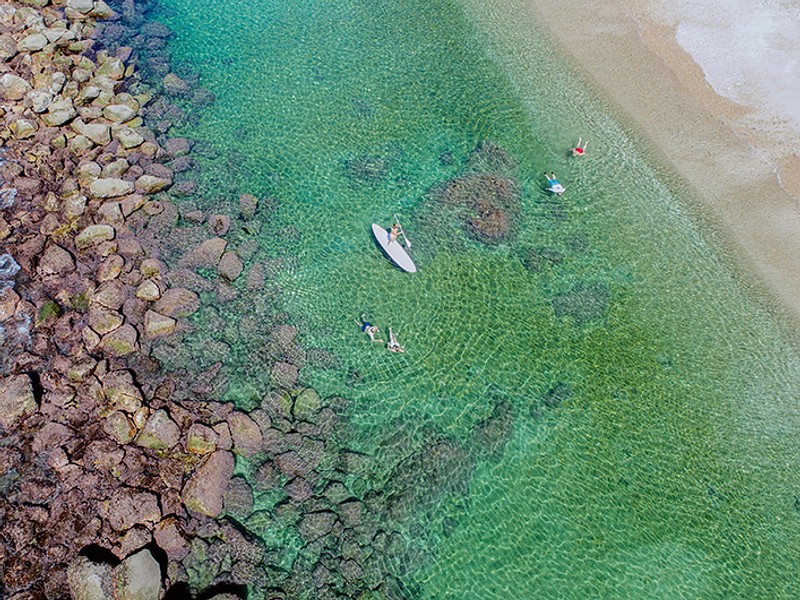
[152,0,800,597]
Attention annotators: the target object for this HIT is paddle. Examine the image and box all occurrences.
[393,213,412,249]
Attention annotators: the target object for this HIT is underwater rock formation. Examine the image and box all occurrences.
[552,281,612,324]
[432,141,522,244]
[438,173,521,243]
[343,153,390,184]
[470,398,515,458]
[522,246,564,272]
[541,381,573,409]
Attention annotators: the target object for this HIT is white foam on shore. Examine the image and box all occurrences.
[654,0,800,130]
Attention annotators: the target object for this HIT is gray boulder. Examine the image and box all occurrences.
[271,361,298,389]
[153,287,199,318]
[38,244,75,275]
[0,34,18,62]
[88,305,124,335]
[100,488,161,532]
[143,310,176,339]
[9,118,37,139]
[103,104,137,123]
[90,2,118,21]
[298,511,337,542]
[43,98,76,127]
[93,280,128,310]
[228,411,263,458]
[179,237,227,269]
[0,288,20,322]
[0,374,37,431]
[97,58,125,80]
[153,518,189,561]
[29,88,53,113]
[76,224,115,248]
[67,555,113,600]
[135,175,172,194]
[218,251,243,281]
[67,0,94,13]
[99,323,138,357]
[70,134,94,154]
[17,32,48,53]
[0,73,31,100]
[102,370,143,413]
[80,122,112,146]
[136,409,180,450]
[90,178,135,199]
[113,548,162,600]
[112,125,144,149]
[182,450,234,517]
[185,423,219,455]
[103,411,136,445]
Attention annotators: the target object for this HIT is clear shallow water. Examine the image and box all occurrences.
[153,0,800,596]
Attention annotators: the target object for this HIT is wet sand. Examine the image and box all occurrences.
[517,0,800,327]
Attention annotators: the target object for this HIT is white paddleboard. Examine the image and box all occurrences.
[372,223,417,273]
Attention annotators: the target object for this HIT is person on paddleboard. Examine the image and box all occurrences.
[387,327,404,353]
[356,314,384,343]
[389,223,401,244]
[545,172,565,196]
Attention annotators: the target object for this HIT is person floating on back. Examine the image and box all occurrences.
[356,314,384,343]
[545,173,565,196]
[571,137,588,157]
[387,327,405,353]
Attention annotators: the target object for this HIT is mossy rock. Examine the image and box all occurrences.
[99,324,138,357]
[292,387,321,422]
[69,292,90,312]
[37,300,61,325]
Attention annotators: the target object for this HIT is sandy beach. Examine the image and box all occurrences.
[508,0,800,326]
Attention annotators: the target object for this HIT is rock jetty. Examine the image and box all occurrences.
[0,0,266,596]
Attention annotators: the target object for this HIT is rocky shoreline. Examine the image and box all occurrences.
[0,1,520,598]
